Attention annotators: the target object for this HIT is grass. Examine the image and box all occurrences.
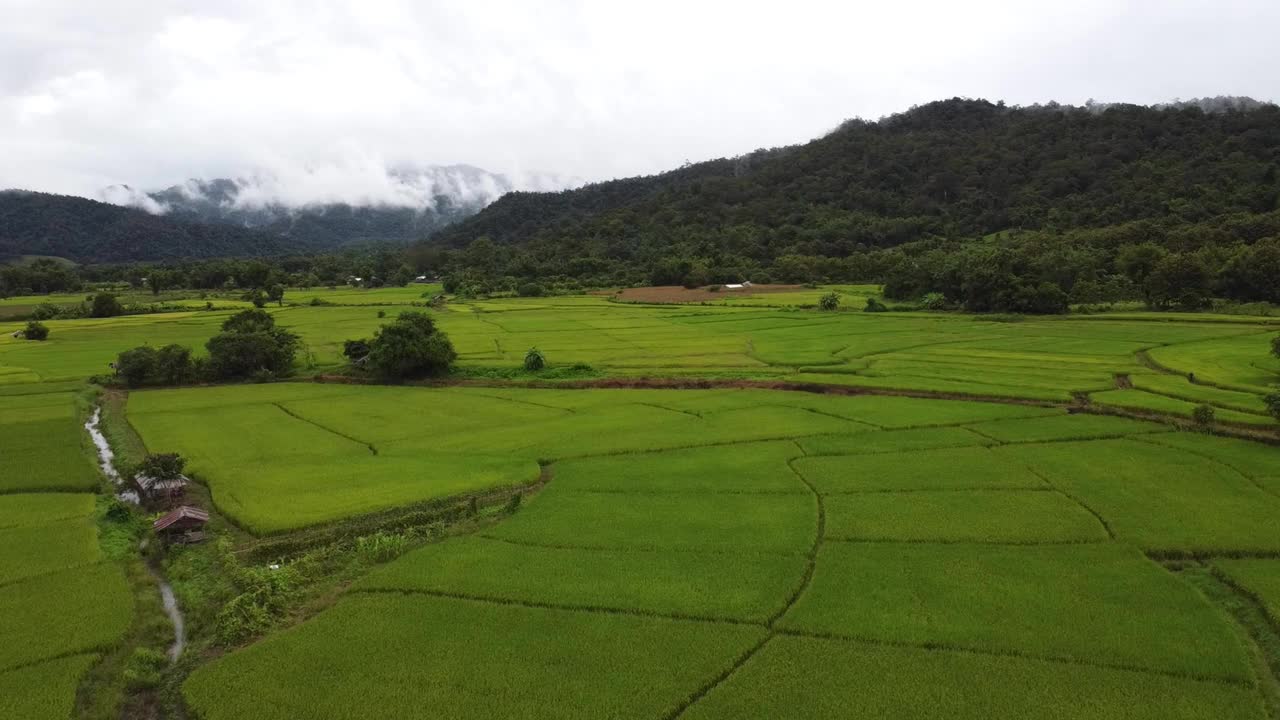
[682,635,1267,720]
[996,439,1280,553]
[354,535,806,622]
[1216,559,1280,625]
[822,490,1108,544]
[484,487,816,553]
[183,593,767,720]
[0,492,96,528]
[0,654,100,720]
[964,413,1168,443]
[0,519,102,585]
[1090,389,1276,426]
[0,562,133,672]
[0,415,99,493]
[793,446,1046,493]
[795,426,991,455]
[549,441,806,494]
[777,542,1252,682]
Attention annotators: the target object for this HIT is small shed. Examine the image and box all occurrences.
[153,505,209,544]
[134,473,190,508]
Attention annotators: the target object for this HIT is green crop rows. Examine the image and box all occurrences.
[2,287,1278,718]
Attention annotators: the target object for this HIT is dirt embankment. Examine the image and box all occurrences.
[603,284,805,303]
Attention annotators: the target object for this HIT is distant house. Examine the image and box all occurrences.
[153,505,209,544]
[725,282,753,290]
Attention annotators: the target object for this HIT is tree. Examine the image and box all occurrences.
[266,284,285,306]
[342,339,371,362]
[205,309,299,379]
[90,293,124,318]
[364,311,457,380]
[517,282,545,297]
[1272,334,1280,360]
[819,292,840,311]
[220,309,277,334]
[1145,254,1211,310]
[1192,403,1216,428]
[115,346,159,386]
[114,344,195,386]
[138,452,185,481]
[524,347,546,371]
[23,321,49,340]
[243,289,268,308]
[863,297,886,312]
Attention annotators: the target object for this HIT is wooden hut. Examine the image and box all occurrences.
[134,473,190,508]
[153,505,209,544]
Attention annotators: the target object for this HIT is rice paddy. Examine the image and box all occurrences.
[3,286,1279,718]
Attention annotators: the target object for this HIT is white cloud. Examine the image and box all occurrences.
[2,0,1278,204]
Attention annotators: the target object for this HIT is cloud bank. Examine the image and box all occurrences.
[3,0,1279,207]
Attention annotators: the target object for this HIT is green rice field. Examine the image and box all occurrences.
[2,286,1279,718]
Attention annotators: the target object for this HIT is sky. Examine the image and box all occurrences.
[2,0,1278,207]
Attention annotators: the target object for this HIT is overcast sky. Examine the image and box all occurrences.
[2,0,1278,206]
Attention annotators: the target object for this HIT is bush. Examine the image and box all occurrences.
[90,293,124,318]
[377,310,386,318]
[864,297,887,312]
[364,311,457,380]
[1265,393,1280,423]
[242,289,268,308]
[122,647,168,690]
[819,292,840,311]
[922,292,947,310]
[23,321,49,340]
[517,282,545,297]
[1273,335,1280,360]
[114,344,196,386]
[342,338,371,362]
[524,347,546,371]
[1192,403,1216,428]
[29,303,62,320]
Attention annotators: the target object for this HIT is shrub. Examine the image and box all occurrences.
[1273,335,1280,360]
[1192,403,1216,428]
[266,284,285,306]
[377,310,386,318]
[922,292,947,310]
[115,346,159,386]
[90,293,124,318]
[242,289,268,308]
[506,493,522,513]
[1265,393,1280,423]
[517,282,545,297]
[343,338,372,362]
[29,303,62,320]
[23,320,49,340]
[819,292,840,311]
[524,347,546,371]
[864,297,887,313]
[123,647,168,690]
[364,311,457,380]
[114,344,196,386]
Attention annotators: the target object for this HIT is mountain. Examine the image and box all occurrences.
[430,97,1280,257]
[0,190,295,263]
[104,165,573,250]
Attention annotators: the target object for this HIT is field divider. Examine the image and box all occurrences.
[1132,435,1280,501]
[473,533,806,558]
[767,445,824,628]
[662,634,775,720]
[772,627,1256,689]
[349,587,768,629]
[1008,460,1117,541]
[822,537,1113,548]
[270,402,378,455]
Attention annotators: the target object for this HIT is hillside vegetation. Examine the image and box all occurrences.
[429,98,1280,311]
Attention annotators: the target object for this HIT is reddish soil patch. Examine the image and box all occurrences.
[608,284,805,303]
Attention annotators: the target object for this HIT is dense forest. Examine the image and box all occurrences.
[0,191,298,263]
[426,98,1280,311]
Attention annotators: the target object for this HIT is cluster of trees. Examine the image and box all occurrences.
[343,312,456,380]
[419,99,1280,312]
[115,309,300,386]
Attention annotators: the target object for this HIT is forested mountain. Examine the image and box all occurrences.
[104,165,567,249]
[428,97,1280,311]
[0,191,295,263]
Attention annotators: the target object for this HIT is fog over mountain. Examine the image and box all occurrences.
[97,163,582,247]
